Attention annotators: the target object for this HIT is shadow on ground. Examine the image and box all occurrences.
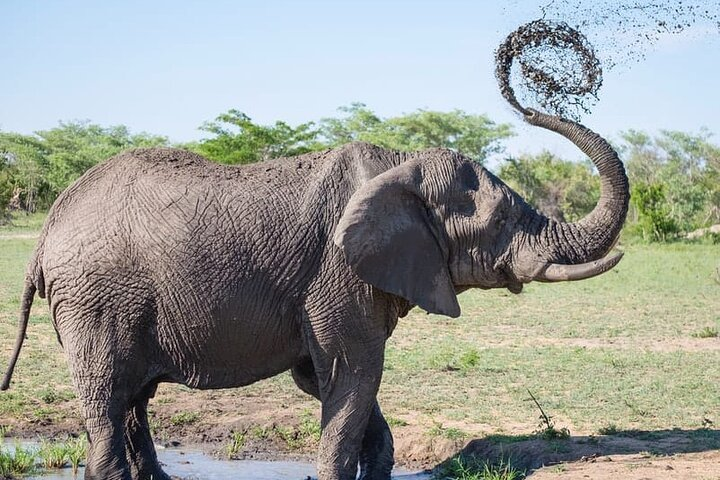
[435,428,720,476]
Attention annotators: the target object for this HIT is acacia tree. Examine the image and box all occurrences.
[194,110,321,164]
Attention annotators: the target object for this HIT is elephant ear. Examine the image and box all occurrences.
[333,162,461,318]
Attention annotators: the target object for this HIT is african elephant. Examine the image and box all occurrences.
[1,107,628,480]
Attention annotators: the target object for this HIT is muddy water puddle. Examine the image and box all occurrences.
[9,441,431,479]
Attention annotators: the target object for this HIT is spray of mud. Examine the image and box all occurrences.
[496,1,720,119]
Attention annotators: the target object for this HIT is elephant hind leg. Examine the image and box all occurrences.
[291,359,394,480]
[65,345,132,479]
[79,395,132,480]
[60,318,151,479]
[125,382,171,480]
[291,357,320,398]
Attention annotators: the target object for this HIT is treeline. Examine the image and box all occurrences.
[1,104,718,242]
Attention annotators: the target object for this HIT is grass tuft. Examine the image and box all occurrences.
[225,430,246,457]
[273,410,322,450]
[35,436,87,473]
[527,390,570,440]
[38,439,69,469]
[386,416,409,427]
[428,421,467,441]
[169,411,200,426]
[597,424,620,436]
[67,436,87,475]
[435,455,524,480]
[0,443,37,477]
[692,326,719,338]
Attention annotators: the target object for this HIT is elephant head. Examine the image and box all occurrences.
[333,109,629,317]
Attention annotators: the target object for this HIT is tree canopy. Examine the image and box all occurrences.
[1,106,718,243]
[317,103,513,164]
[0,123,167,212]
[495,130,720,242]
[191,103,514,166]
[193,110,320,165]
[620,129,720,241]
[497,151,599,223]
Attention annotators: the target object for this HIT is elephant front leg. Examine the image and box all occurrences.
[316,360,383,480]
[292,359,394,479]
[358,402,394,480]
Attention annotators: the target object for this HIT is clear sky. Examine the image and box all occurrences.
[1,0,718,165]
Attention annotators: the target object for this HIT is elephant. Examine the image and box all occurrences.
[1,107,628,480]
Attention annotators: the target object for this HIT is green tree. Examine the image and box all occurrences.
[0,123,167,214]
[38,122,168,195]
[620,129,720,238]
[317,103,384,146]
[630,181,678,241]
[497,151,600,222]
[318,103,513,164]
[0,132,51,212]
[195,110,321,164]
[0,162,14,221]
[194,104,512,166]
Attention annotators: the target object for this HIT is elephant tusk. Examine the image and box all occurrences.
[535,251,624,282]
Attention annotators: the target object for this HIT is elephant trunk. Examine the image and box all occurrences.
[522,109,629,281]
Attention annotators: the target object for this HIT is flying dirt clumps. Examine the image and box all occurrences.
[496,1,720,119]
[495,19,602,120]
[539,0,720,69]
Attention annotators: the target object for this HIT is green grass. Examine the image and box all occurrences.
[382,243,720,435]
[428,422,467,441]
[225,430,246,457]
[0,216,719,463]
[34,436,87,473]
[692,326,719,338]
[435,455,525,480]
[169,411,201,426]
[0,443,37,478]
[0,233,76,428]
[273,410,322,450]
[66,436,87,475]
[386,416,409,427]
[0,212,46,235]
[38,438,69,469]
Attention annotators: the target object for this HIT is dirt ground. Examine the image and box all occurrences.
[5,387,720,479]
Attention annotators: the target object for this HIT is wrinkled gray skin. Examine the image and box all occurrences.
[2,110,628,480]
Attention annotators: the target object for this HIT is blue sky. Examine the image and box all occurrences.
[1,0,718,165]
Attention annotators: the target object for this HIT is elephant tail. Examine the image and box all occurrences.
[1,279,37,390]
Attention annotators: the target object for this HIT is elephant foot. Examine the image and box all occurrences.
[132,465,171,480]
[128,453,171,480]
